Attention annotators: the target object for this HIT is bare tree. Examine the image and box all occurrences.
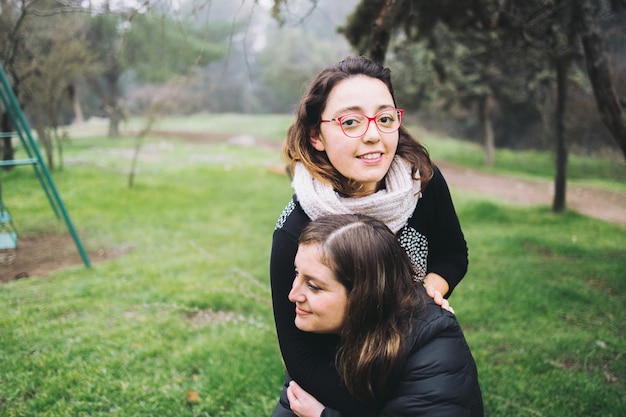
[24,14,97,169]
[0,0,96,168]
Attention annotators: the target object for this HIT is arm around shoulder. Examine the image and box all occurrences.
[416,166,468,296]
[270,203,375,416]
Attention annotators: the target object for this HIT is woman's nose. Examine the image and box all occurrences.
[362,120,381,143]
[288,283,302,303]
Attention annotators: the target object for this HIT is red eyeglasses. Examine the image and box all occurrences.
[320,108,404,138]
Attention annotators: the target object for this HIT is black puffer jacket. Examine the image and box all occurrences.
[273,298,484,417]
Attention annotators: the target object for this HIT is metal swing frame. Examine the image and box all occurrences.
[0,63,90,267]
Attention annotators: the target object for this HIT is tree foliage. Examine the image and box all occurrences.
[272,0,625,214]
[84,9,235,136]
[21,11,98,169]
[338,0,625,157]
[0,0,238,154]
[0,0,97,167]
[258,27,350,112]
[573,0,626,158]
[122,13,231,84]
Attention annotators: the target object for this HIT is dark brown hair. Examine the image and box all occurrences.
[283,56,433,197]
[299,214,427,405]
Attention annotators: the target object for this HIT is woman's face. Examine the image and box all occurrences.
[311,75,399,195]
[289,244,348,334]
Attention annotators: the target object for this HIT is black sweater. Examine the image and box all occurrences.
[270,166,469,417]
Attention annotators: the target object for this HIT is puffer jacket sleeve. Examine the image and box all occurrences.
[379,304,483,417]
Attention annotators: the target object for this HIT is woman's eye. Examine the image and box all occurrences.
[307,282,321,292]
[341,116,361,127]
[378,115,394,125]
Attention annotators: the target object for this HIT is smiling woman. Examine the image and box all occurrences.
[277,214,483,417]
[310,76,401,195]
[270,55,469,416]
[289,243,348,335]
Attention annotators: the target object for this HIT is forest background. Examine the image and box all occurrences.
[2,0,625,173]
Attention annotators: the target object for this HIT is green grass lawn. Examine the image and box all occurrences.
[0,115,624,416]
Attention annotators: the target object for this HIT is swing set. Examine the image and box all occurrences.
[0,63,90,268]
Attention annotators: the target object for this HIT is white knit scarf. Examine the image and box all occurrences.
[292,157,422,233]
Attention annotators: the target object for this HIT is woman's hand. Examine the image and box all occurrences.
[423,272,455,314]
[287,380,326,417]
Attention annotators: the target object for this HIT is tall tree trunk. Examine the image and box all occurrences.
[553,57,569,213]
[479,95,495,166]
[107,103,121,137]
[34,122,54,170]
[105,78,122,137]
[90,72,123,137]
[368,0,406,63]
[69,84,84,124]
[573,0,626,161]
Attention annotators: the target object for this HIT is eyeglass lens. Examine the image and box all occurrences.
[338,109,402,137]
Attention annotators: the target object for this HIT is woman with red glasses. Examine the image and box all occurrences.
[271,56,469,416]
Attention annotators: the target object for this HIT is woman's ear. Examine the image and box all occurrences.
[310,130,325,152]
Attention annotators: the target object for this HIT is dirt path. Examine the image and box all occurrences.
[1,129,623,283]
[436,161,626,227]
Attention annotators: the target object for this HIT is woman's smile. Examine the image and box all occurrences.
[357,151,384,162]
[295,305,311,316]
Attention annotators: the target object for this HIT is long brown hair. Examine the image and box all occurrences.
[283,56,433,197]
[298,214,427,406]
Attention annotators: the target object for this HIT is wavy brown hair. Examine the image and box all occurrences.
[298,214,427,406]
[283,56,433,197]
